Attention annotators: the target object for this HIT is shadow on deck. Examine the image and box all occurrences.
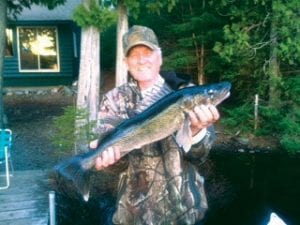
[0,170,50,225]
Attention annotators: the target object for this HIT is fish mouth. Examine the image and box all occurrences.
[214,91,230,105]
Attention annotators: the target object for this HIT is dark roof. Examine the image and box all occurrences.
[15,0,80,21]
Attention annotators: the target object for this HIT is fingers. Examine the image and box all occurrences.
[94,147,121,170]
[189,104,220,133]
[197,104,219,123]
[208,104,220,121]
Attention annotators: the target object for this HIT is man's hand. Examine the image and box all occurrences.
[188,104,220,136]
[90,140,121,170]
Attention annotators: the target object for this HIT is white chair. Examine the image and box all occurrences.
[0,129,13,189]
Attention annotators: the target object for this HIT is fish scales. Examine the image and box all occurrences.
[116,104,185,153]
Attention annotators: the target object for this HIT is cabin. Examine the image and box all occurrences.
[4,0,81,87]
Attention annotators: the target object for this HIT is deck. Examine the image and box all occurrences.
[0,170,50,225]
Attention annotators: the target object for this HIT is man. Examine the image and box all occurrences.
[91,25,219,225]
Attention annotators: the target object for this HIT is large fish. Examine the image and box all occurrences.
[55,82,231,201]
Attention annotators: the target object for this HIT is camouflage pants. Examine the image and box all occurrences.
[112,137,208,225]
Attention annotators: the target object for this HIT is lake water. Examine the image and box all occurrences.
[55,150,300,225]
[202,150,300,225]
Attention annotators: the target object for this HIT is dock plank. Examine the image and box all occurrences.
[0,170,50,225]
[0,217,48,225]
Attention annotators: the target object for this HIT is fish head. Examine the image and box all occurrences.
[191,82,231,106]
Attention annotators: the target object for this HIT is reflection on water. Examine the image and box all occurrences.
[202,150,300,225]
[56,150,300,225]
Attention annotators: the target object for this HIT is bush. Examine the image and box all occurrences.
[222,100,300,153]
[221,103,254,134]
[278,106,300,153]
[51,106,76,152]
[51,106,97,153]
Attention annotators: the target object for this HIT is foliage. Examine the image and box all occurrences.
[51,106,97,152]
[221,101,300,153]
[51,106,76,152]
[161,0,227,82]
[257,103,300,153]
[7,0,66,17]
[278,76,300,153]
[221,76,300,153]
[101,25,117,69]
[280,135,300,153]
[220,103,254,134]
[73,0,117,30]
[144,0,178,15]
[279,112,300,152]
[207,0,299,152]
[256,105,282,135]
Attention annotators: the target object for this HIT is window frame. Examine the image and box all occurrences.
[17,26,60,73]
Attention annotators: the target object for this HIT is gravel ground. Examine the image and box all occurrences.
[4,92,75,171]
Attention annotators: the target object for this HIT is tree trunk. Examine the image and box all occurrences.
[0,0,7,129]
[75,26,100,153]
[198,0,206,85]
[115,1,128,87]
[268,10,281,108]
[192,33,203,85]
[199,41,205,85]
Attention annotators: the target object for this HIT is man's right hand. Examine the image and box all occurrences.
[89,140,121,170]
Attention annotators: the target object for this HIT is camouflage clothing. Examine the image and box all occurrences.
[96,72,215,225]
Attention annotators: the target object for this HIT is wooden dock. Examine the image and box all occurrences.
[0,170,50,225]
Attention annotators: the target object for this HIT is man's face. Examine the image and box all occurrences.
[125,45,162,85]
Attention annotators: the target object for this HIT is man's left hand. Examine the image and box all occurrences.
[188,104,220,136]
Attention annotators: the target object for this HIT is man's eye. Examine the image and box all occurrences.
[130,54,138,58]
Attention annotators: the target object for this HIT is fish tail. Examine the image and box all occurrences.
[55,154,91,201]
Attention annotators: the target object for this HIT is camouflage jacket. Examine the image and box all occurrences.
[96,71,216,225]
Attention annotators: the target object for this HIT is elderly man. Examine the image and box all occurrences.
[91,25,219,225]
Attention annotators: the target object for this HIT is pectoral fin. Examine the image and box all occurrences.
[176,115,193,153]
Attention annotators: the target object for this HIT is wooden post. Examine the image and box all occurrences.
[254,94,259,130]
[49,191,56,225]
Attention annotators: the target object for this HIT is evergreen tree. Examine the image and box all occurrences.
[161,0,227,84]
[213,0,300,151]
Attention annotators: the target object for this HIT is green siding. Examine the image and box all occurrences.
[4,21,80,87]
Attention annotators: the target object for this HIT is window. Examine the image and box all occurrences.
[5,29,13,57]
[17,27,60,72]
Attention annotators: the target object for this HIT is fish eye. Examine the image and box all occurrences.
[208,89,214,97]
[208,89,214,95]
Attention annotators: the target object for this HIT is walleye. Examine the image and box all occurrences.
[54,82,231,201]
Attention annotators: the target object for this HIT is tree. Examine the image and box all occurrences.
[73,0,116,152]
[159,0,226,84]
[213,0,300,105]
[212,0,300,151]
[115,0,128,87]
[0,0,66,128]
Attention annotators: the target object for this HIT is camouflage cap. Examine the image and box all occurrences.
[123,25,159,56]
